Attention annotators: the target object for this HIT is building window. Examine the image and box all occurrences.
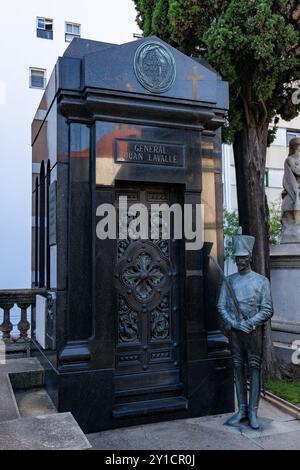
[287,130,300,146]
[65,22,81,42]
[264,169,269,188]
[30,68,46,89]
[37,17,53,40]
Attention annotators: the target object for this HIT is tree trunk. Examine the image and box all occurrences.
[233,124,270,277]
[233,123,281,379]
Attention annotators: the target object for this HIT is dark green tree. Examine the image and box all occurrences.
[133,0,300,378]
[133,0,300,277]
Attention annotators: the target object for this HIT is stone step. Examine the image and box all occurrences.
[0,413,91,450]
[0,374,20,422]
[113,396,188,419]
[0,358,43,423]
[0,358,91,450]
[115,382,184,405]
[14,388,57,417]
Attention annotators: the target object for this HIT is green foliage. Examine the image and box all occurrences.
[152,0,171,41]
[267,116,280,147]
[223,209,240,260]
[267,377,300,405]
[133,0,300,142]
[268,199,282,245]
[167,0,221,54]
[203,0,300,138]
[224,209,240,237]
[134,0,157,36]
[223,201,281,259]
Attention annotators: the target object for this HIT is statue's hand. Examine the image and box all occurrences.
[237,319,254,334]
[230,319,240,330]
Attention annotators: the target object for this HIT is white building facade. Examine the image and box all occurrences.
[0,0,139,288]
[223,115,300,213]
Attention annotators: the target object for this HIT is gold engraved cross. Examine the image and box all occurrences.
[186,66,204,100]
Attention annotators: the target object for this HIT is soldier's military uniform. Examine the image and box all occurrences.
[217,235,273,429]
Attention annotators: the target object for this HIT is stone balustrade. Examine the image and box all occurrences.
[0,289,46,345]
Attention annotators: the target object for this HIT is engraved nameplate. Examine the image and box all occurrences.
[114,139,184,167]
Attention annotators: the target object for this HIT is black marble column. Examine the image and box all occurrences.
[58,123,92,370]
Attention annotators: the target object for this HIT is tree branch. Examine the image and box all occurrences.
[240,92,251,127]
[259,98,268,130]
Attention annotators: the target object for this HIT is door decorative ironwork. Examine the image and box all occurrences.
[114,186,181,391]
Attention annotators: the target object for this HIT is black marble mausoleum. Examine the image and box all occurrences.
[31,37,234,433]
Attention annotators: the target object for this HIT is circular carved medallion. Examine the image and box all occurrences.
[134,41,176,93]
[115,241,172,311]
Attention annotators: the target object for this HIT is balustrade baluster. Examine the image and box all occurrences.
[0,304,14,343]
[16,303,31,342]
[0,289,45,352]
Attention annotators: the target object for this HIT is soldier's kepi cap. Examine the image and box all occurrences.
[232,235,255,256]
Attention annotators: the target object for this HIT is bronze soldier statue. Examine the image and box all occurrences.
[217,234,273,429]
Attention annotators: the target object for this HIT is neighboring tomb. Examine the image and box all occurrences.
[31,37,233,432]
[270,138,300,367]
[281,137,300,243]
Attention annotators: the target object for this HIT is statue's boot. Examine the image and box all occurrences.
[248,367,260,430]
[226,367,247,426]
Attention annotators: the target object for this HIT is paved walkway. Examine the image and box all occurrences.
[87,399,300,450]
[2,359,299,450]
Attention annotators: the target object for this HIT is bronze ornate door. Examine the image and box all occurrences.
[114,184,182,394]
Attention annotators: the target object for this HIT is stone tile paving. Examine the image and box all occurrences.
[87,399,300,450]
